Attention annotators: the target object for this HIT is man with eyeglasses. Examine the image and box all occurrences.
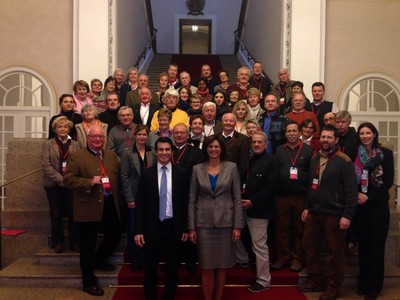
[64,125,122,297]
[323,112,336,126]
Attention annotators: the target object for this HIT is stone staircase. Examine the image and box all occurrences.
[145,54,243,92]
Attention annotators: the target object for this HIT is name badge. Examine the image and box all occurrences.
[280,97,285,105]
[101,177,111,189]
[289,167,298,180]
[61,161,67,174]
[311,178,319,190]
[361,169,368,193]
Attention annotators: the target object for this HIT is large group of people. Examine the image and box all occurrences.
[40,61,394,300]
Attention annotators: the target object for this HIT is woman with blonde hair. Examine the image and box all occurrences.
[76,104,108,149]
[232,100,251,135]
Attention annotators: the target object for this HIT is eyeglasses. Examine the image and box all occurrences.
[88,135,105,139]
[324,117,335,121]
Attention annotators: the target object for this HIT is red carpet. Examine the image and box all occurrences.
[170,54,222,79]
[113,263,306,299]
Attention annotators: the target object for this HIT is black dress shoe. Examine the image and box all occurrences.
[95,262,115,271]
[83,285,104,296]
[356,288,366,295]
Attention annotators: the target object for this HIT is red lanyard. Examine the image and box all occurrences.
[278,83,288,97]
[96,153,108,177]
[171,144,188,165]
[286,141,303,166]
[119,125,135,147]
[315,151,337,177]
[311,102,323,117]
[54,140,70,160]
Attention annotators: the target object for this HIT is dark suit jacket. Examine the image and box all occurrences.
[218,130,250,182]
[63,148,120,222]
[134,163,189,240]
[172,144,202,176]
[132,103,159,129]
[126,89,159,107]
[188,161,244,230]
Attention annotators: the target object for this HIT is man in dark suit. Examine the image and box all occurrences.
[134,137,189,300]
[63,125,122,297]
[171,123,202,274]
[132,87,159,129]
[126,74,159,107]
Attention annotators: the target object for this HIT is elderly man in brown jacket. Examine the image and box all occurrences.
[64,125,122,297]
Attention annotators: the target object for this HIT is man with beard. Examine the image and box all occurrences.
[299,125,358,300]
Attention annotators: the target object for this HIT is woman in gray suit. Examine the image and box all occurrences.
[120,124,154,272]
[42,116,80,253]
[188,135,244,300]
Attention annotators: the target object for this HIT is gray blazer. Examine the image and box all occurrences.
[41,138,80,188]
[188,161,244,230]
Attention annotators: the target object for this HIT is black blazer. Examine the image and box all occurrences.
[134,163,189,240]
[132,103,159,129]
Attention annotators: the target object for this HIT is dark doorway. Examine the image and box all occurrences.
[179,19,211,54]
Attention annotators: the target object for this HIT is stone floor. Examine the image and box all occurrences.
[1,286,400,300]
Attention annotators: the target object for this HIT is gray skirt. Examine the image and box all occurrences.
[197,227,235,269]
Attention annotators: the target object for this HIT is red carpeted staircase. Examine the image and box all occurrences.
[170,54,223,80]
[112,262,307,299]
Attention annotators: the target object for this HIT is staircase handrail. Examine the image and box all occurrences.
[234,31,275,87]
[0,168,42,188]
[133,28,158,68]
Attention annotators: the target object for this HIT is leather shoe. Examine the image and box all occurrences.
[290,260,302,272]
[271,259,289,270]
[70,244,80,252]
[83,285,104,296]
[95,262,115,271]
[298,280,324,292]
[319,289,341,300]
[356,288,366,295]
[54,243,64,254]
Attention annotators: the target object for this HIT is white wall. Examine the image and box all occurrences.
[290,0,325,97]
[74,0,109,82]
[242,0,283,84]
[116,0,150,71]
[151,0,241,54]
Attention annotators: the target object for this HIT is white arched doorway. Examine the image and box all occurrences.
[339,71,400,200]
[0,65,56,208]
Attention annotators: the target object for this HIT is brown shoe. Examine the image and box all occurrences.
[319,289,341,300]
[290,260,302,272]
[298,280,324,292]
[54,243,64,254]
[271,259,289,270]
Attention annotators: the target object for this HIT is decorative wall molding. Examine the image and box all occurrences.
[108,0,114,74]
[284,0,292,69]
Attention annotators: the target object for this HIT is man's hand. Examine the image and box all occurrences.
[134,234,145,247]
[189,230,197,244]
[301,209,309,222]
[339,217,351,230]
[91,176,102,186]
[181,232,188,242]
[241,199,253,210]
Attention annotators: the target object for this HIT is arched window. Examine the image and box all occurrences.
[340,72,400,196]
[0,65,55,207]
